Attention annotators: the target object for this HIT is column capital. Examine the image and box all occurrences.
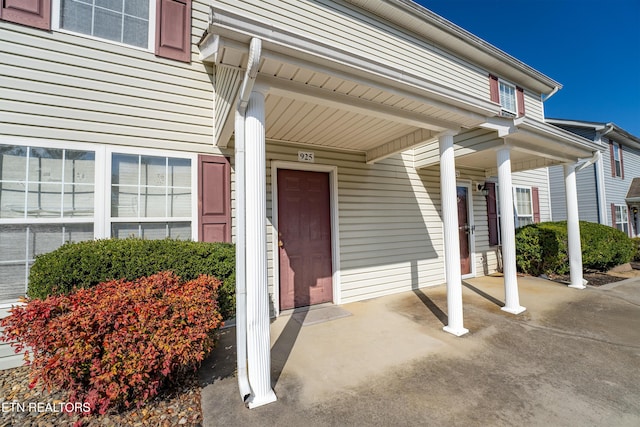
[438,129,459,138]
[251,81,270,97]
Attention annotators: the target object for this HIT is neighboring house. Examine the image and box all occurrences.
[547,119,640,237]
[1,0,599,405]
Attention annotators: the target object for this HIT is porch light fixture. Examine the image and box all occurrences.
[478,183,490,197]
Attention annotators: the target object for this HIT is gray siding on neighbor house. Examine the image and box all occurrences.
[548,164,600,223]
[602,137,640,229]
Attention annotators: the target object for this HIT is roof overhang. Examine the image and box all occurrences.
[547,119,640,150]
[346,0,561,95]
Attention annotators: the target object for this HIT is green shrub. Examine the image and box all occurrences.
[1,272,223,415]
[28,238,235,319]
[515,221,634,276]
[632,237,640,262]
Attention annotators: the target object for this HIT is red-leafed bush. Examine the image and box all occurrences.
[0,272,223,415]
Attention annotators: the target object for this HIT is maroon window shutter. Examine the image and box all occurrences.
[516,86,525,117]
[619,143,624,179]
[155,0,192,63]
[489,74,499,103]
[486,182,499,246]
[609,141,616,177]
[611,203,617,228]
[198,155,231,243]
[1,0,51,30]
[532,187,540,223]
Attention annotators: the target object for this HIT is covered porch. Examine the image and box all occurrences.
[199,5,600,408]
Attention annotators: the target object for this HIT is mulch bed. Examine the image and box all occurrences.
[0,366,202,427]
[549,272,629,287]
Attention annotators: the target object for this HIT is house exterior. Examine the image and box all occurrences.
[547,119,640,237]
[1,0,600,404]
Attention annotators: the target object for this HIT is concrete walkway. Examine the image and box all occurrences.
[200,276,640,426]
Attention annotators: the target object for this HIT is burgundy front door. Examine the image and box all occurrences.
[277,169,333,310]
[457,185,471,275]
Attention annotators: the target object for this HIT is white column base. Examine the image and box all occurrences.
[501,305,526,315]
[247,390,278,409]
[443,325,469,337]
[568,278,588,289]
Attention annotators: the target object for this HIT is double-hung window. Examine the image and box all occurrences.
[54,0,154,49]
[109,151,194,239]
[612,143,623,178]
[614,205,629,235]
[514,187,534,227]
[0,143,96,303]
[499,81,517,116]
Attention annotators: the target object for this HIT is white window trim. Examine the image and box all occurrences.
[0,139,198,305]
[614,204,629,234]
[513,186,533,228]
[612,143,622,178]
[104,145,198,242]
[498,79,518,116]
[51,0,156,53]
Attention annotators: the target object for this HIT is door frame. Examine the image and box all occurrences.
[457,180,476,279]
[271,160,341,316]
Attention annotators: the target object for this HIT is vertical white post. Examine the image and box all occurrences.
[439,131,468,337]
[234,108,251,400]
[496,147,526,314]
[564,164,586,289]
[244,88,277,408]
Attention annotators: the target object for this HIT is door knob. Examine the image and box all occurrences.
[278,240,284,247]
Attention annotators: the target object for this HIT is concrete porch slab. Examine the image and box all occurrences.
[200,276,640,426]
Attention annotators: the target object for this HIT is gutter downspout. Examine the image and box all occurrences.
[235,37,262,402]
[595,124,615,224]
[542,85,560,102]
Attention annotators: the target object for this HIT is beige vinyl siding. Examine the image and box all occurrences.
[214,0,491,102]
[413,129,499,169]
[0,306,25,370]
[512,168,551,222]
[263,141,503,306]
[264,141,448,305]
[0,0,222,155]
[603,138,640,228]
[524,89,544,122]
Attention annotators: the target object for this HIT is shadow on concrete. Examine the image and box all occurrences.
[199,328,239,388]
[411,288,448,326]
[270,307,308,389]
[462,280,503,307]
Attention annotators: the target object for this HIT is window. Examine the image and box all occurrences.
[0,144,96,302]
[50,0,191,62]
[499,81,517,116]
[514,187,534,227]
[0,142,201,303]
[488,75,525,118]
[611,143,624,178]
[614,205,629,235]
[55,0,153,49]
[109,152,193,239]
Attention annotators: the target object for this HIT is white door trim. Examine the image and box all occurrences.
[270,160,341,317]
[457,180,476,279]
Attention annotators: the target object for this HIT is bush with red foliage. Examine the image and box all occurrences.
[0,272,223,415]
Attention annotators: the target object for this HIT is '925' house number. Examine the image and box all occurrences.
[298,151,315,163]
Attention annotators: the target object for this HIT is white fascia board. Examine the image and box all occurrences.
[366,128,437,164]
[207,6,501,119]
[518,118,602,154]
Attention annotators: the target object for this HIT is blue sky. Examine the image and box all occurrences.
[416,0,640,136]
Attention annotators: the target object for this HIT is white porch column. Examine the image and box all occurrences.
[244,88,277,408]
[496,147,526,314]
[564,164,586,289]
[439,131,468,336]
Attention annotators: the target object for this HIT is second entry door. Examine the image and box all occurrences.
[457,185,472,276]
[277,169,333,310]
